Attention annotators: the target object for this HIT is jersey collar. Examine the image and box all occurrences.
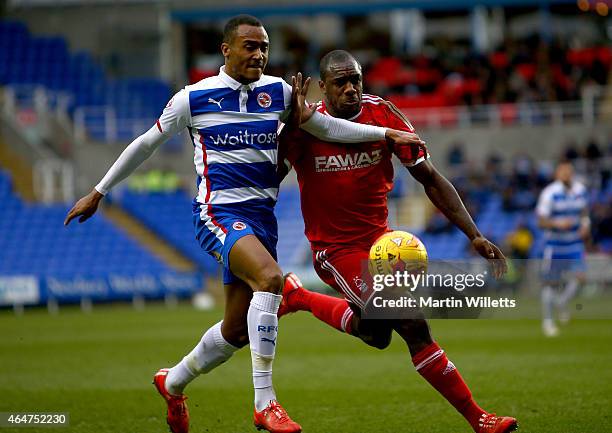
[219,66,259,91]
[553,179,578,193]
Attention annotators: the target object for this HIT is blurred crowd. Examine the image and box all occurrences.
[364,36,610,108]
[425,136,612,255]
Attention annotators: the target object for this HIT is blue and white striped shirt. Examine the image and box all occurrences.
[536,180,588,258]
[157,66,292,217]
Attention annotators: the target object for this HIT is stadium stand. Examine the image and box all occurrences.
[114,185,307,271]
[0,170,202,304]
[0,20,170,141]
[114,189,218,273]
[366,40,612,109]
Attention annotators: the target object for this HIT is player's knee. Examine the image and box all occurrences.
[358,320,392,350]
[253,269,283,294]
[368,331,392,350]
[221,323,249,348]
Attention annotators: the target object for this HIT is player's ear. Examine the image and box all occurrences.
[318,79,326,95]
[221,42,230,59]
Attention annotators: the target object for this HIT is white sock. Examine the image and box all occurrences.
[558,278,579,308]
[542,286,555,324]
[166,321,238,395]
[248,291,282,412]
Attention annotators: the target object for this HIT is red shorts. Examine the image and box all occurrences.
[313,247,375,310]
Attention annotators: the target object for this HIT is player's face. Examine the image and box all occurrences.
[556,163,574,185]
[222,25,269,84]
[320,60,363,119]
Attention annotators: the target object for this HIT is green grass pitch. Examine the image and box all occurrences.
[1,304,611,433]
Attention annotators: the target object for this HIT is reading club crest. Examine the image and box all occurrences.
[233,221,247,230]
[257,92,272,108]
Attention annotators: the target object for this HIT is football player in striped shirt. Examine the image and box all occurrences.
[277,50,517,433]
[536,160,589,337]
[64,15,424,433]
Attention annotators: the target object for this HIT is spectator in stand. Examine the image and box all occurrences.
[425,209,453,234]
[447,141,465,167]
[506,221,534,260]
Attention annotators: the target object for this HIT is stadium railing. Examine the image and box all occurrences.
[69,92,607,143]
[399,88,605,129]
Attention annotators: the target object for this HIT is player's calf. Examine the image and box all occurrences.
[353,316,393,350]
[393,318,434,356]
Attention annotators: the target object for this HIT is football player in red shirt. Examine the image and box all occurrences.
[278,50,518,433]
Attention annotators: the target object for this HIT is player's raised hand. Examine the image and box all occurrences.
[64,189,104,226]
[471,236,508,279]
[289,72,315,126]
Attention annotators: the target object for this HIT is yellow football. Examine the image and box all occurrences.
[368,230,428,276]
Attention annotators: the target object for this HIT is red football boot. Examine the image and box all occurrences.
[277,273,306,318]
[253,400,302,433]
[153,368,189,433]
[477,413,518,433]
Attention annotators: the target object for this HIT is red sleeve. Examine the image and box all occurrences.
[278,102,321,172]
[383,100,429,167]
[277,124,303,174]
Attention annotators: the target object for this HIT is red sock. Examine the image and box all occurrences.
[412,342,486,432]
[295,290,353,334]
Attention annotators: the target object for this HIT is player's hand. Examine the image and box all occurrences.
[579,224,590,240]
[64,189,104,226]
[289,72,315,126]
[471,236,508,279]
[555,218,574,230]
[385,129,426,147]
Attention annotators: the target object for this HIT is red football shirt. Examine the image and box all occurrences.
[279,94,428,251]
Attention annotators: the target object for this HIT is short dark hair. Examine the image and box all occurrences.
[319,50,360,80]
[223,14,263,43]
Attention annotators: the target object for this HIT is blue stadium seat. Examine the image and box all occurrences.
[0,172,175,278]
[0,20,171,139]
[115,190,218,272]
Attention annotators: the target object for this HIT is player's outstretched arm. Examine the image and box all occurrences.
[64,125,166,226]
[65,91,189,227]
[64,188,104,226]
[408,159,507,278]
[288,72,424,146]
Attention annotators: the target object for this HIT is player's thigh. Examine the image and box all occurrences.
[229,234,283,294]
[313,249,372,310]
[220,280,253,347]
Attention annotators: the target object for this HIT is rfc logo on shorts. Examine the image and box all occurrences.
[257,92,272,108]
[232,221,247,231]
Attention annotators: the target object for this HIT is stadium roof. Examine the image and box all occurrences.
[8,0,578,16]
